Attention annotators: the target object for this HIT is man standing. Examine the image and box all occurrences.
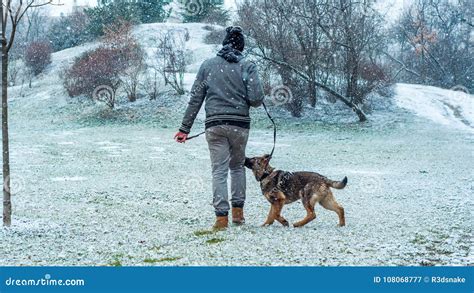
[174,26,264,230]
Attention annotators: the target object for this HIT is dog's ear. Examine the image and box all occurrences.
[260,154,272,168]
[244,157,253,169]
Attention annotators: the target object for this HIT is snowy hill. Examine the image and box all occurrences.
[8,22,221,130]
[8,21,473,135]
[396,84,473,132]
[132,22,218,88]
[46,22,218,94]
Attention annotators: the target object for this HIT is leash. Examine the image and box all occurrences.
[261,102,276,158]
[186,131,205,141]
[186,102,277,158]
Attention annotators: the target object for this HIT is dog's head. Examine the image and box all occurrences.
[244,154,273,181]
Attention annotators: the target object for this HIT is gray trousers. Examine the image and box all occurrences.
[206,125,249,216]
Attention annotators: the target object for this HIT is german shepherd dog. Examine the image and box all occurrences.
[245,155,347,227]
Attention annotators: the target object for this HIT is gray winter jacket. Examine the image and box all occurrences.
[179,46,264,134]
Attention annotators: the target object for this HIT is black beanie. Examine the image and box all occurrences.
[222,26,245,52]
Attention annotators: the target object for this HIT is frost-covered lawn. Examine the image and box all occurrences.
[1,105,472,266]
[0,23,472,266]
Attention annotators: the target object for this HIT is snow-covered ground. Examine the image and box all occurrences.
[0,23,472,266]
[396,83,473,132]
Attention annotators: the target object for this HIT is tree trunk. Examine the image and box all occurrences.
[345,47,359,100]
[325,84,367,122]
[308,77,317,108]
[2,28,12,227]
[349,66,360,103]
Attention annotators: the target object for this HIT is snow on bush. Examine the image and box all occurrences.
[63,47,125,103]
[24,41,53,76]
[63,21,145,106]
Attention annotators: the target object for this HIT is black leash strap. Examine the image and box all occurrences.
[186,131,205,141]
[262,101,276,158]
[186,102,277,158]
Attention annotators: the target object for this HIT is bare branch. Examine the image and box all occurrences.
[380,50,422,78]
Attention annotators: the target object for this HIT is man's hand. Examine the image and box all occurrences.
[174,131,188,143]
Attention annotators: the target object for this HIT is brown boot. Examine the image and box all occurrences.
[232,208,245,225]
[213,216,228,230]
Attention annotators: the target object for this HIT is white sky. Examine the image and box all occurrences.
[48,0,239,16]
[48,0,408,20]
[48,0,94,16]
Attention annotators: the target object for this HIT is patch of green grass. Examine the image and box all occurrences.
[108,257,122,267]
[107,253,126,266]
[144,257,182,263]
[109,259,122,267]
[206,238,225,244]
[428,229,449,240]
[149,245,162,252]
[160,257,182,262]
[194,230,215,237]
[410,234,428,245]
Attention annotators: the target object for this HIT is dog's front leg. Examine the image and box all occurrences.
[274,200,289,227]
[262,204,276,226]
[271,191,289,227]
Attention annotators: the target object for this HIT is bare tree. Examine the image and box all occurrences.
[103,20,146,102]
[238,0,388,121]
[7,4,49,61]
[325,0,387,105]
[156,29,188,96]
[391,0,473,90]
[1,0,59,227]
[7,58,22,86]
[120,52,145,102]
[142,67,166,101]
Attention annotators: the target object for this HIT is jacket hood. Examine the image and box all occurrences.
[217,45,244,63]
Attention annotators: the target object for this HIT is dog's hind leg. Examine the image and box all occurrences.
[293,199,316,228]
[293,186,320,228]
[320,192,345,227]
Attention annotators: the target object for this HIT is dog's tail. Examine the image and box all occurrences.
[327,176,348,190]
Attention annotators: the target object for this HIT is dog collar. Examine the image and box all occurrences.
[258,171,272,182]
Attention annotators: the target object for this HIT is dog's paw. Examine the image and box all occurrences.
[281,220,289,227]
